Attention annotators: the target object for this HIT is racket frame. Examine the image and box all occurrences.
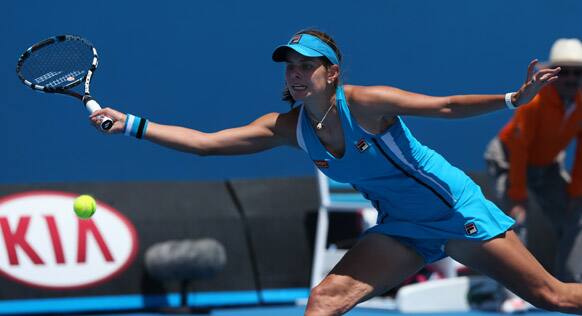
[16,35,113,130]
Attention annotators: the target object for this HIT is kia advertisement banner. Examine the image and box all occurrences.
[0,181,264,314]
[0,191,138,290]
[0,179,318,314]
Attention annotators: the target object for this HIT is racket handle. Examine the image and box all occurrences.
[83,96,113,131]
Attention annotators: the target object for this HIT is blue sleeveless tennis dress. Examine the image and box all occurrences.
[296,86,515,263]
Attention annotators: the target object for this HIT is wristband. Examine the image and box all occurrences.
[124,114,149,139]
[505,92,517,110]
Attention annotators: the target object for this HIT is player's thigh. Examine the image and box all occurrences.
[445,231,559,303]
[315,233,425,302]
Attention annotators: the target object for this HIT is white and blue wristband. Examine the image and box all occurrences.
[505,92,517,110]
[124,114,149,139]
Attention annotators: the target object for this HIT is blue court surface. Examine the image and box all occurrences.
[211,306,567,315]
[95,306,568,316]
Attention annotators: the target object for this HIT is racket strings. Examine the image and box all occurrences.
[20,40,94,89]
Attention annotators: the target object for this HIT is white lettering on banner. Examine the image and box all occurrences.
[0,191,138,289]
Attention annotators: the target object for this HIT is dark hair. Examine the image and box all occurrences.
[282,29,343,106]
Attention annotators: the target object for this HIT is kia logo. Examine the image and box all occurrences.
[0,191,138,289]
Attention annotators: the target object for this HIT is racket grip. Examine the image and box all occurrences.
[83,96,113,131]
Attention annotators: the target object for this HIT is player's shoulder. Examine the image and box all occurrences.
[343,84,399,106]
[264,107,300,145]
[253,106,300,136]
[255,106,298,120]
[261,106,300,123]
[344,84,371,107]
[343,84,401,118]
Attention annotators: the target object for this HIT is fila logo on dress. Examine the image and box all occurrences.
[464,222,478,235]
[355,138,369,152]
[314,160,329,169]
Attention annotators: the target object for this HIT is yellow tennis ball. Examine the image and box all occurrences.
[73,195,96,219]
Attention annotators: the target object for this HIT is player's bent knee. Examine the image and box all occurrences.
[306,285,345,315]
[306,282,360,315]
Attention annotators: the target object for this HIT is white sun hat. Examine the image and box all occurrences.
[543,38,582,67]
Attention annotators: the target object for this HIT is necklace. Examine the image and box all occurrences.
[315,102,335,130]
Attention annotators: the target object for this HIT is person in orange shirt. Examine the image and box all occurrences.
[485,38,582,284]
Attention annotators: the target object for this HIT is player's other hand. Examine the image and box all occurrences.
[90,107,126,133]
[513,59,560,107]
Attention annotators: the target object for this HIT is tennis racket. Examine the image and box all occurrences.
[16,35,113,130]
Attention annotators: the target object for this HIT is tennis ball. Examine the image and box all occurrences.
[73,195,96,219]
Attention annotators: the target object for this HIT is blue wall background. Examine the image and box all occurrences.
[2,0,582,183]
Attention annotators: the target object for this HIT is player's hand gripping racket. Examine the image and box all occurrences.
[16,35,113,130]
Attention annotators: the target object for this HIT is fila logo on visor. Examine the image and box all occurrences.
[290,34,302,44]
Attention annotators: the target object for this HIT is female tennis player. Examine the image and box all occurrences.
[90,29,582,315]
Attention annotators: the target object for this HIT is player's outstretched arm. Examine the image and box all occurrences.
[348,60,560,118]
[89,107,299,156]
